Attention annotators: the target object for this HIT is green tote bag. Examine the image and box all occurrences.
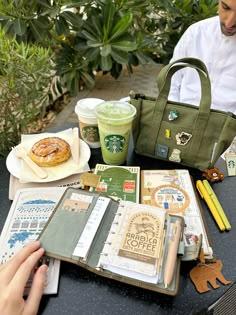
[130,57,236,171]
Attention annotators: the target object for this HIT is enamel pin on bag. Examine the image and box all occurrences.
[130,57,236,171]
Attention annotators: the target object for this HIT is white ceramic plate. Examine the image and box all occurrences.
[6,139,91,183]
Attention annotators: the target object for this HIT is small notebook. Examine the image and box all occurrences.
[90,164,140,202]
[38,187,185,296]
[140,169,213,261]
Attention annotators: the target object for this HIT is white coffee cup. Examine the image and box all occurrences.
[75,98,104,148]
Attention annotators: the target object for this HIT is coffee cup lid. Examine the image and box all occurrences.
[95,101,136,122]
[75,98,104,117]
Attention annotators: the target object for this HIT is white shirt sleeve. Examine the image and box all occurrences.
[168,28,192,102]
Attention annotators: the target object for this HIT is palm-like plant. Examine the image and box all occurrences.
[55,0,156,95]
[77,2,137,72]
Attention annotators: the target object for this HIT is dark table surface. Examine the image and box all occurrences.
[0,131,236,315]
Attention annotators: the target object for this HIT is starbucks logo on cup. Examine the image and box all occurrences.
[104,135,125,153]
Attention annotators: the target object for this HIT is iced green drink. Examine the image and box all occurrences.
[95,101,136,165]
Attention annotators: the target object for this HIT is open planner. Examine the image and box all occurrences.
[38,187,185,296]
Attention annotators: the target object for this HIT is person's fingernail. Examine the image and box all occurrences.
[40,264,49,273]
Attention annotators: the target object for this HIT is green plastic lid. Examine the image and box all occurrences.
[95,101,136,122]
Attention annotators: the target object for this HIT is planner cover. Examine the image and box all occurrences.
[38,187,185,296]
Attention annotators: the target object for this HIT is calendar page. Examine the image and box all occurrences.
[0,187,66,294]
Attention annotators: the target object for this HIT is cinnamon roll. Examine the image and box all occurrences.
[29,137,71,167]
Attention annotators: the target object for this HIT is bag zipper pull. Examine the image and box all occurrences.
[129,90,145,100]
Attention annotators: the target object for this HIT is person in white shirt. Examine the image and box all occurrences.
[169,0,236,114]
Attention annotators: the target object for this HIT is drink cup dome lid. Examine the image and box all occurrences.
[95,101,136,122]
[75,98,104,117]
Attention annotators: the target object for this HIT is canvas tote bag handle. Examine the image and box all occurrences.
[151,58,212,162]
[157,57,209,96]
[156,57,211,117]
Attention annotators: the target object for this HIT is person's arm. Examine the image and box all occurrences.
[0,241,47,315]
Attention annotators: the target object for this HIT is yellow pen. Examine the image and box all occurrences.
[196,180,225,231]
[202,180,231,230]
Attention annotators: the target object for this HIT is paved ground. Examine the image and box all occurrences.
[47,64,163,129]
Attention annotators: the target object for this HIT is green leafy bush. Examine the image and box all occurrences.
[0,28,54,156]
[0,0,219,95]
[0,0,83,43]
[55,1,155,95]
[146,0,219,63]
[0,0,159,95]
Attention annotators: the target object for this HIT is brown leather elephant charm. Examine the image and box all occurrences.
[189,260,231,293]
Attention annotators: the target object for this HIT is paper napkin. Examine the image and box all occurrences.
[18,128,90,183]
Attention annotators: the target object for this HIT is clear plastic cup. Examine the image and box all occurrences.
[95,101,136,165]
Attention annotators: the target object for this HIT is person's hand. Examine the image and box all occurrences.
[0,241,47,315]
